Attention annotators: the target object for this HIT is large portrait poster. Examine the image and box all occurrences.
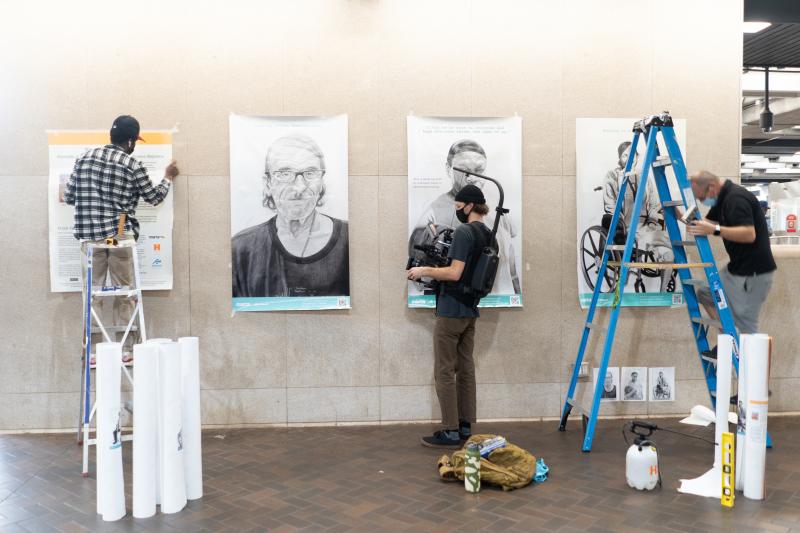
[575,118,687,308]
[230,114,350,312]
[47,131,174,292]
[407,116,523,308]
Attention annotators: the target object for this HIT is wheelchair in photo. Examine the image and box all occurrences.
[579,214,677,294]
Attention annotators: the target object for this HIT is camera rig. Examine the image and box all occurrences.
[406,168,509,293]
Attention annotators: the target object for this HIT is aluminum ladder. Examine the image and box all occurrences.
[77,230,146,475]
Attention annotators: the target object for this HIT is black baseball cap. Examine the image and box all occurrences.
[455,184,486,204]
[110,115,144,143]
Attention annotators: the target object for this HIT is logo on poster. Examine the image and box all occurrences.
[153,243,161,251]
[152,257,163,267]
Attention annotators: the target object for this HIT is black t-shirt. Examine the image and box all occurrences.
[706,180,776,276]
[435,222,489,318]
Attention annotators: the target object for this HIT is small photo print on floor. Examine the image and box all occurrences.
[648,367,675,401]
[621,367,646,401]
[593,367,620,402]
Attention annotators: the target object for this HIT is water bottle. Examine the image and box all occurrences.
[464,443,481,493]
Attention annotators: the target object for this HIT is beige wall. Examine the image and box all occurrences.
[5,0,795,432]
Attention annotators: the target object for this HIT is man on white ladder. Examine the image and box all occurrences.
[64,115,179,363]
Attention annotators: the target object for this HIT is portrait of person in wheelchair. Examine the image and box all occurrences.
[579,141,677,294]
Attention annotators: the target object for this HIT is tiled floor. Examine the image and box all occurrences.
[2,417,800,532]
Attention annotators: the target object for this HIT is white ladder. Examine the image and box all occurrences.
[77,234,147,476]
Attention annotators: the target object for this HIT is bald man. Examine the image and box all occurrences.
[232,134,349,298]
[688,171,775,340]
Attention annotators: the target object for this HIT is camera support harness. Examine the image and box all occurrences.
[450,167,509,299]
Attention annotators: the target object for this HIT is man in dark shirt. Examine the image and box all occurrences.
[407,184,491,448]
[232,134,349,298]
[688,171,776,335]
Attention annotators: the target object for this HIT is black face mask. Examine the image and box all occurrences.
[456,207,469,224]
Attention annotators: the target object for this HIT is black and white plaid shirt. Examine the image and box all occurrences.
[64,144,171,241]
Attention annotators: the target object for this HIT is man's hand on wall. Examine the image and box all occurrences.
[165,160,180,181]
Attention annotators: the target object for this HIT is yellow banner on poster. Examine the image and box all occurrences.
[47,131,173,145]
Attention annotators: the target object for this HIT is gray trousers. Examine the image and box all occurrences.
[697,267,774,334]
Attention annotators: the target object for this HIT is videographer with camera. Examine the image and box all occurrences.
[407,184,492,448]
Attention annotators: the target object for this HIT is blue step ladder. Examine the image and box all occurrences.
[558,112,770,452]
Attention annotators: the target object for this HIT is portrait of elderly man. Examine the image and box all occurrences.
[232,134,349,298]
[409,139,521,295]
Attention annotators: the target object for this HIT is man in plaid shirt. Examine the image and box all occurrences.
[64,115,179,360]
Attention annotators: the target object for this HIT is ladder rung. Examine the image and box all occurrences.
[91,325,138,334]
[671,240,696,247]
[585,322,606,333]
[681,279,704,286]
[662,200,684,207]
[566,398,586,416]
[653,155,672,167]
[92,289,138,297]
[702,355,718,364]
[609,261,711,269]
[692,316,722,329]
[653,155,672,168]
[606,245,626,251]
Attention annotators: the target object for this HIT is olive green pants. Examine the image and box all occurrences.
[434,317,477,429]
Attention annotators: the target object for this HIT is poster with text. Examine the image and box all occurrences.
[407,116,523,308]
[576,118,687,308]
[230,114,349,312]
[48,131,174,292]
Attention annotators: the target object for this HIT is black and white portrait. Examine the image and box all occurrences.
[407,116,523,308]
[621,366,646,401]
[648,367,675,402]
[575,118,687,308]
[593,367,620,402]
[230,115,349,311]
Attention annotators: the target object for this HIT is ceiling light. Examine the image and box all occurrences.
[743,21,772,33]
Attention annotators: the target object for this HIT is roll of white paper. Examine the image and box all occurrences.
[147,337,171,506]
[714,335,733,467]
[735,334,750,492]
[179,337,203,500]
[744,334,770,501]
[133,343,158,518]
[96,342,125,521]
[158,341,187,514]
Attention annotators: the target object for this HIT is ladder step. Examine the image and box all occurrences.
[566,398,586,416]
[585,322,607,333]
[91,289,138,298]
[662,200,684,207]
[692,316,723,329]
[606,245,626,251]
[653,155,673,168]
[671,240,696,247]
[609,261,711,269]
[702,355,718,365]
[681,279,704,286]
[90,325,138,334]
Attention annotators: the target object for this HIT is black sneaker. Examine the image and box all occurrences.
[459,420,472,441]
[420,430,460,448]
